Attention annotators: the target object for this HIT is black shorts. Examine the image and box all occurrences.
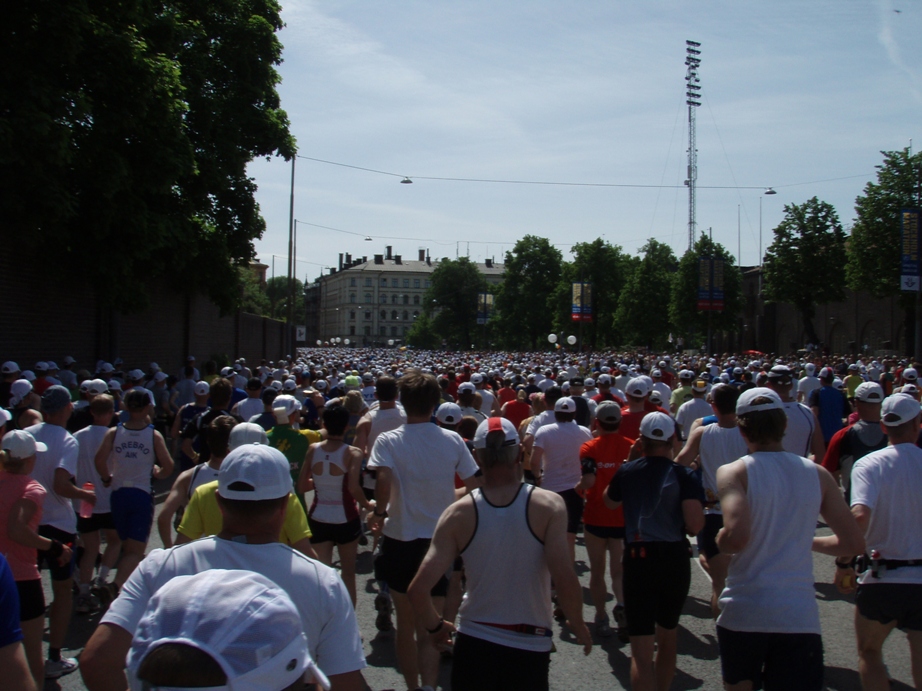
[307,517,362,545]
[36,525,75,582]
[16,579,45,622]
[556,488,584,534]
[856,582,922,631]
[622,541,690,636]
[451,632,550,691]
[374,536,448,596]
[696,513,724,560]
[717,626,824,690]
[584,524,625,540]
[77,512,116,533]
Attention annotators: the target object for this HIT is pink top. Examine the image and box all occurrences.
[0,471,45,581]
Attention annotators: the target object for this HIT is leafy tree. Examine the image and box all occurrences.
[614,240,676,348]
[406,313,440,350]
[846,148,922,353]
[1,0,295,314]
[670,234,743,346]
[423,258,486,349]
[762,197,847,345]
[493,236,563,349]
[552,239,633,348]
[265,276,303,320]
[239,268,271,317]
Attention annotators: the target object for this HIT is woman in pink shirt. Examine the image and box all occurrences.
[0,430,72,687]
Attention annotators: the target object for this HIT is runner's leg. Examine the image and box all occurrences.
[855,609,897,690]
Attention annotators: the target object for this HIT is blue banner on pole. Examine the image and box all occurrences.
[901,209,921,292]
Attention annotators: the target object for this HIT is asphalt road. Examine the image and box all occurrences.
[44,500,913,691]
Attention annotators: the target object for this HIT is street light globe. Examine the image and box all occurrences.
[567,335,577,345]
[344,339,350,346]
[547,334,558,344]
[387,339,395,347]
[316,340,322,346]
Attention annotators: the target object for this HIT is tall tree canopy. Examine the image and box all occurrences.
[762,197,847,344]
[493,236,563,349]
[1,0,295,313]
[424,258,487,349]
[614,239,676,349]
[670,234,743,346]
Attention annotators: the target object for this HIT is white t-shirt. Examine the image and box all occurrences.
[533,421,593,493]
[73,425,113,514]
[477,388,496,415]
[26,422,79,533]
[368,423,478,541]
[235,396,264,422]
[525,409,555,438]
[797,376,821,402]
[101,538,366,677]
[537,378,555,392]
[781,401,816,458]
[851,443,922,585]
[652,382,672,402]
[675,398,712,439]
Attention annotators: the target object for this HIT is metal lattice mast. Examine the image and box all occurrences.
[685,41,702,251]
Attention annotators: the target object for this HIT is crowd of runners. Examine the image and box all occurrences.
[0,348,920,690]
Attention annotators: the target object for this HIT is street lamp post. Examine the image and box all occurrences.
[757,187,777,351]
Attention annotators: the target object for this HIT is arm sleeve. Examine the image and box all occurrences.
[366,433,393,470]
[281,495,312,544]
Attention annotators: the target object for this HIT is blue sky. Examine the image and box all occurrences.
[248,0,922,283]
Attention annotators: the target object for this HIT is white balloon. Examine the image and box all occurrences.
[547,334,558,344]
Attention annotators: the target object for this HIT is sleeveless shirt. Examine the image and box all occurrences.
[309,444,358,524]
[110,424,156,492]
[698,424,747,513]
[457,484,553,652]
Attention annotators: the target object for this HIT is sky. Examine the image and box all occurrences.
[248,0,922,284]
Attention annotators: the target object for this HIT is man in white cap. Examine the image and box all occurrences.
[847,393,922,690]
[714,388,864,691]
[266,394,322,513]
[797,362,821,403]
[408,417,591,690]
[605,411,704,691]
[531,397,593,563]
[81,443,366,691]
[763,365,826,463]
[674,377,711,441]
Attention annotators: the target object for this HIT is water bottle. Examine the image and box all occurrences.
[79,482,94,519]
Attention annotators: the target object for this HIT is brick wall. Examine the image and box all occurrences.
[0,254,290,374]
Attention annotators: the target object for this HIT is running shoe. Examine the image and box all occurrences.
[45,657,79,679]
[613,604,629,643]
[75,593,99,614]
[374,592,393,632]
[595,615,612,638]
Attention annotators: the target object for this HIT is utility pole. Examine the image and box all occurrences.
[685,41,702,252]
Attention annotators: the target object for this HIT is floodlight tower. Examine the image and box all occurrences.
[685,41,702,251]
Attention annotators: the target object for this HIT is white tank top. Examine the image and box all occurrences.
[782,402,815,457]
[457,485,554,652]
[110,424,156,492]
[717,451,822,634]
[309,444,357,524]
[698,424,748,514]
[188,464,221,498]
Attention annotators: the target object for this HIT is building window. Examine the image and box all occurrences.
[403,279,410,288]
[364,293,372,303]
[403,295,409,305]
[402,310,409,321]
[349,326,356,335]
[391,310,398,320]
[349,310,355,320]
[380,310,386,320]
[350,278,356,287]
[391,326,398,336]
[413,311,419,319]
[380,293,387,303]
[392,278,399,287]
[379,326,387,336]
[381,278,387,286]
[425,280,431,288]
[364,311,371,320]
[364,326,371,336]
[413,295,420,305]
[391,294,398,304]
[349,294,356,303]
[365,277,372,287]
[414,279,420,288]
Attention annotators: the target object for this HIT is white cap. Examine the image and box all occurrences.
[854,382,884,403]
[34,361,48,372]
[194,381,211,397]
[63,356,76,365]
[314,379,327,391]
[153,371,168,382]
[11,379,32,397]
[805,363,816,374]
[108,380,123,392]
[87,379,109,395]
[127,569,328,691]
[149,362,161,372]
[902,367,918,382]
[881,394,922,427]
[584,377,595,387]
[282,379,298,391]
[272,395,301,420]
[691,378,709,393]
[20,370,35,382]
[218,444,293,501]
[470,373,484,384]
[1,361,19,374]
[639,412,675,440]
[736,387,784,415]
[435,402,462,425]
[458,382,476,394]
[625,377,651,398]
[554,396,576,413]
[2,429,48,459]
[472,416,520,448]
[229,423,269,450]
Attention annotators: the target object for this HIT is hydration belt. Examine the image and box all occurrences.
[473,621,553,637]
[858,551,922,579]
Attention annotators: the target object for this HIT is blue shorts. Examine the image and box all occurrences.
[110,487,154,543]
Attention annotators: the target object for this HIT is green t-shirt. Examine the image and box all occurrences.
[266,424,322,510]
